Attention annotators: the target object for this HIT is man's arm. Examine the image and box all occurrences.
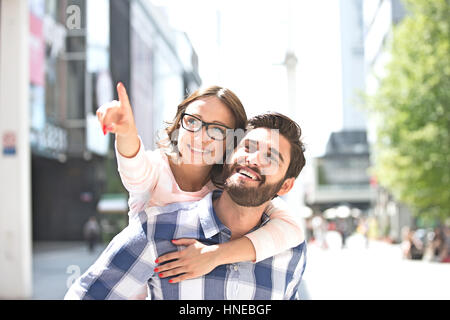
[65,215,155,300]
[285,242,307,300]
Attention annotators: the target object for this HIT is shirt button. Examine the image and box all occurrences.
[233,265,238,271]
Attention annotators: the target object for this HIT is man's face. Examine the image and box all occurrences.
[223,127,294,207]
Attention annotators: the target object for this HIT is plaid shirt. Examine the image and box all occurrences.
[65,191,307,300]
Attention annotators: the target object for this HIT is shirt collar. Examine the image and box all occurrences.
[198,190,227,238]
[198,190,271,239]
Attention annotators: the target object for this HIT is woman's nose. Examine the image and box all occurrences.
[193,126,211,144]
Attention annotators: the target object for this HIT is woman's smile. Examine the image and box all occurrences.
[187,143,212,155]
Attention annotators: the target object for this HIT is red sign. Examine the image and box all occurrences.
[30,13,45,86]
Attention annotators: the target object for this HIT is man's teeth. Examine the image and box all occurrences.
[238,169,258,181]
[191,146,210,154]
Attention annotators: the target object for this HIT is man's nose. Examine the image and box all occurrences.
[245,150,261,166]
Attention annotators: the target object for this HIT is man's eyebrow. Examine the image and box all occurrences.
[269,146,284,163]
[246,139,284,163]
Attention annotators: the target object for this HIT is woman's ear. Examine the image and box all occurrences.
[276,177,295,196]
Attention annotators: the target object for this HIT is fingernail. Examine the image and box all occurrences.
[169,279,174,283]
[155,259,159,263]
[102,125,106,135]
[159,273,163,277]
[154,268,159,273]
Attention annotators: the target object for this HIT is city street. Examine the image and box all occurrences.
[300,234,450,300]
[32,234,450,300]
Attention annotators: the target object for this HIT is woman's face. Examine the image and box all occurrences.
[176,96,236,166]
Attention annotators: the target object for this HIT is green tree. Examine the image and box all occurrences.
[367,0,450,221]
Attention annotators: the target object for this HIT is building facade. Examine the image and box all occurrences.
[1,0,201,298]
[339,0,367,131]
[305,1,374,216]
[4,0,201,242]
[305,131,376,213]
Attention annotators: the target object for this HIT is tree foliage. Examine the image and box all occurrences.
[367,0,450,221]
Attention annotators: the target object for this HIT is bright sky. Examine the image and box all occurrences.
[153,0,343,158]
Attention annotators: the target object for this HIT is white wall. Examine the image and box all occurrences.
[0,0,32,299]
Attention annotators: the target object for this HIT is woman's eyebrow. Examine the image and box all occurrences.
[210,120,229,126]
[191,113,228,126]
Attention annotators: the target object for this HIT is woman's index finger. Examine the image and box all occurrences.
[117,82,131,110]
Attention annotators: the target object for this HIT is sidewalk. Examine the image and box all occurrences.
[301,235,450,299]
[32,241,106,300]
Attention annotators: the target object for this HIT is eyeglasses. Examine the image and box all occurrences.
[181,113,231,141]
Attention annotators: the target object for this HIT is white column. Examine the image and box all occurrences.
[0,0,32,299]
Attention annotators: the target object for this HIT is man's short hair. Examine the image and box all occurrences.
[247,112,306,179]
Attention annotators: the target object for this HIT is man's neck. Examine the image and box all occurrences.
[213,191,270,240]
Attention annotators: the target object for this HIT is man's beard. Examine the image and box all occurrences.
[223,164,285,207]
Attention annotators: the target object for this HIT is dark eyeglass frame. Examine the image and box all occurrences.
[181,112,232,141]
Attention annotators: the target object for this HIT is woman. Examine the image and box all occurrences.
[97,83,304,285]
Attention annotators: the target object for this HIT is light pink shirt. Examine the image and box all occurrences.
[116,136,304,262]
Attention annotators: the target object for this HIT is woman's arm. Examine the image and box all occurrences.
[154,237,256,283]
[155,197,304,283]
[97,83,159,216]
[245,197,304,262]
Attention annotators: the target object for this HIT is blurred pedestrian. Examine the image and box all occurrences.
[312,214,328,249]
[424,227,445,262]
[402,228,424,260]
[356,218,369,248]
[336,218,350,248]
[83,216,100,253]
[440,226,450,263]
[401,226,411,259]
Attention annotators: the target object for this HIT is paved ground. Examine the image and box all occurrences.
[300,234,450,300]
[32,242,106,300]
[32,234,450,300]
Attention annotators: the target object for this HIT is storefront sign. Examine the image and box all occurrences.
[2,131,17,156]
[30,12,45,86]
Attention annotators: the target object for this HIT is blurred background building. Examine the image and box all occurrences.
[1,0,200,298]
[28,0,200,242]
[305,0,375,216]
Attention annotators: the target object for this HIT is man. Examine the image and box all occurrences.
[65,112,307,300]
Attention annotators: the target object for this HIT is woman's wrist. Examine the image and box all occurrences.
[212,243,230,266]
[116,132,140,158]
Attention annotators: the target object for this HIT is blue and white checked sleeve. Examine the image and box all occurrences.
[285,242,307,300]
[65,213,156,300]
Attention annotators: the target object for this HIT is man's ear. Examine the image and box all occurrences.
[276,177,295,196]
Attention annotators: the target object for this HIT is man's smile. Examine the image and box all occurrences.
[231,165,262,182]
